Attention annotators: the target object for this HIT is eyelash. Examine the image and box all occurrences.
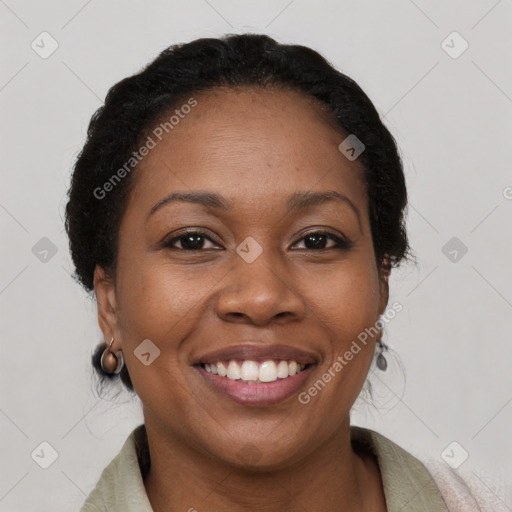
[163,229,353,252]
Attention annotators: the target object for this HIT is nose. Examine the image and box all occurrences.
[215,253,307,326]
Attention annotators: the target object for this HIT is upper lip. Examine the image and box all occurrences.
[192,343,320,365]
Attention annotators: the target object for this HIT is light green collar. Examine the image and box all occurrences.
[81,424,449,511]
[350,426,449,511]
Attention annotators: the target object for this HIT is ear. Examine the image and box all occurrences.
[94,265,120,346]
[377,255,390,317]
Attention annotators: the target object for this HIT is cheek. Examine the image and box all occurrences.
[310,259,381,344]
[117,255,207,331]
[307,267,380,402]
[329,264,381,388]
[115,260,202,409]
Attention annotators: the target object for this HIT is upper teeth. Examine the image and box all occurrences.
[203,360,307,383]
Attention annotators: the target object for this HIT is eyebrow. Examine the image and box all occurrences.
[289,191,361,230]
[146,190,361,229]
[146,191,230,220]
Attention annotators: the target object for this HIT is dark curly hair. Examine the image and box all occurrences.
[64,33,413,394]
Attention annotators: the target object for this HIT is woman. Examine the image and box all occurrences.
[65,33,499,511]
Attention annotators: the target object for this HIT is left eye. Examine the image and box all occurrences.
[292,231,351,251]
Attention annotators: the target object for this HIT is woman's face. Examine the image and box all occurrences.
[96,86,389,469]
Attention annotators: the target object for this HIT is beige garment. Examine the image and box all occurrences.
[79,424,464,511]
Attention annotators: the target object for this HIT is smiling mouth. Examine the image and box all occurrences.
[191,343,320,405]
[195,359,312,383]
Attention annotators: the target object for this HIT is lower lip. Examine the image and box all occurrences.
[195,365,316,406]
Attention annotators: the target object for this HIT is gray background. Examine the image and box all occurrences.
[1,0,511,510]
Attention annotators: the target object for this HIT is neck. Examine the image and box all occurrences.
[142,417,384,512]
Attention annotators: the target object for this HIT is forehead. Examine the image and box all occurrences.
[126,86,367,217]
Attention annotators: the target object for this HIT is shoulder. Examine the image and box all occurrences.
[80,424,153,512]
[350,426,511,512]
[422,458,512,512]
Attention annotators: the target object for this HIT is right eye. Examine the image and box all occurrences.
[162,230,223,251]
